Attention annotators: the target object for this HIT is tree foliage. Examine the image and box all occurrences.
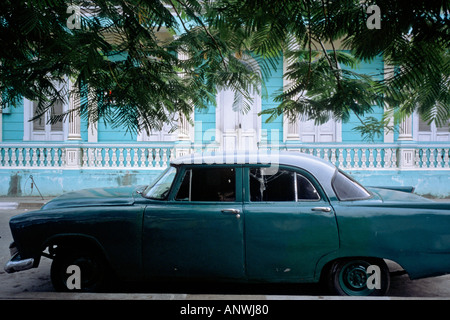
[0,0,448,137]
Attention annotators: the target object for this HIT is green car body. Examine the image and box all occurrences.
[5,152,450,295]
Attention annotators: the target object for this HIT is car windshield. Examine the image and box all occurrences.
[142,166,177,200]
[332,169,371,201]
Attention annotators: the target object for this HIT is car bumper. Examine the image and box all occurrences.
[4,253,34,273]
[4,242,34,273]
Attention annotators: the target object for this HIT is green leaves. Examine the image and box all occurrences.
[0,0,448,138]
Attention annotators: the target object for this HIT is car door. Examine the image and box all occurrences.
[142,165,245,280]
[244,166,339,281]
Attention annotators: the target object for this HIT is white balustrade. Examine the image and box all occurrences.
[0,143,449,170]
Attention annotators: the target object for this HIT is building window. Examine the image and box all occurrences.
[284,116,342,143]
[417,117,450,142]
[24,99,67,141]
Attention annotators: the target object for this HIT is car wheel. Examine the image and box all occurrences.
[327,258,390,296]
[50,248,107,292]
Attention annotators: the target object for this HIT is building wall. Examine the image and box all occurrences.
[2,100,24,142]
[195,106,216,144]
[341,56,384,143]
[260,55,284,144]
[1,167,449,198]
[0,168,162,197]
[97,120,137,142]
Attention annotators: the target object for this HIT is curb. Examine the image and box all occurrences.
[0,197,52,210]
[0,291,445,300]
[0,202,46,210]
[0,202,19,210]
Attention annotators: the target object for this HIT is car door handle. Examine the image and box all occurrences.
[221,208,241,218]
[221,208,240,214]
[311,207,332,213]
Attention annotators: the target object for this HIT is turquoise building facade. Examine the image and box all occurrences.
[1,53,449,197]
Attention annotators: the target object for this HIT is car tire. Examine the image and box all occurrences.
[50,247,107,292]
[327,258,390,296]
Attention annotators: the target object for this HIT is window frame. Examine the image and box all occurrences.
[173,165,243,203]
[142,166,178,200]
[295,172,321,202]
[23,80,69,141]
[414,111,450,142]
[331,169,372,201]
[245,165,324,203]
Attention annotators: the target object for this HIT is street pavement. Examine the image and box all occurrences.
[1,196,450,300]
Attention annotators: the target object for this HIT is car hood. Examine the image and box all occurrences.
[41,185,144,210]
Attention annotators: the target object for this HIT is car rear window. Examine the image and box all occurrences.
[332,169,371,201]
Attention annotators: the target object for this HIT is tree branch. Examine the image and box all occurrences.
[174,0,228,70]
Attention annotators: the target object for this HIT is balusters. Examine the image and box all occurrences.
[162,149,168,167]
[60,148,66,167]
[345,148,351,169]
[10,148,16,167]
[38,148,44,167]
[352,148,359,168]
[118,148,124,167]
[17,148,24,166]
[95,148,102,167]
[361,148,367,169]
[1,144,448,171]
[3,147,10,167]
[437,148,443,168]
[46,148,52,167]
[154,148,161,168]
[125,148,131,167]
[376,148,382,168]
[82,148,88,167]
[133,148,139,168]
[104,148,110,167]
[368,149,375,168]
[140,148,147,168]
[336,149,344,168]
[429,148,436,168]
[414,149,421,168]
[24,148,30,167]
[444,149,449,168]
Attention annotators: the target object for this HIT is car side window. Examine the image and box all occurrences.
[175,167,236,202]
[250,168,295,201]
[296,173,320,201]
[249,168,320,202]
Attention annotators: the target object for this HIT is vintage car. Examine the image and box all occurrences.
[5,151,450,296]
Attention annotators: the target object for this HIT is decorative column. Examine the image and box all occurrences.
[398,115,413,141]
[68,79,82,141]
[282,53,300,143]
[66,79,82,168]
[398,115,415,168]
[383,62,394,143]
[87,87,98,143]
[175,47,193,157]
